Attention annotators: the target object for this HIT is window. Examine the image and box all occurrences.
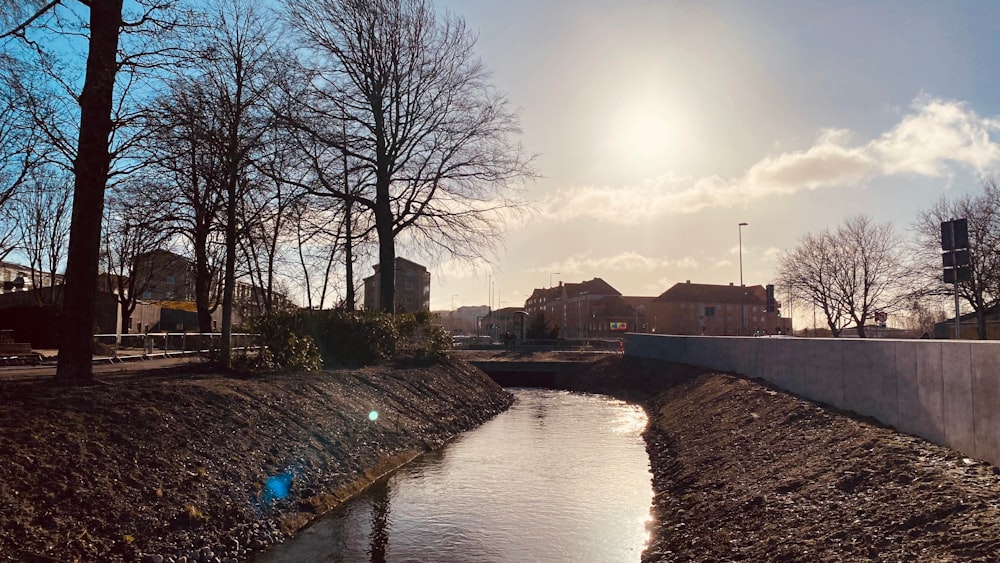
[704,306,715,317]
[406,269,414,277]
[405,282,413,290]
[166,275,175,285]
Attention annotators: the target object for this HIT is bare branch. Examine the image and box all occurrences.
[0,0,61,40]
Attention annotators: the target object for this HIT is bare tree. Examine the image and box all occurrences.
[191,0,291,366]
[287,194,371,310]
[284,0,533,313]
[834,215,910,337]
[101,184,173,334]
[779,215,908,337]
[0,75,46,255]
[11,170,70,304]
[238,168,297,319]
[1,0,190,383]
[779,230,851,337]
[147,80,226,333]
[912,177,1000,339]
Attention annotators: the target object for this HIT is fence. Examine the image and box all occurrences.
[93,332,262,360]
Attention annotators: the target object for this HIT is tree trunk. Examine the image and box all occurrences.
[220,181,236,368]
[193,229,214,333]
[344,199,355,311]
[376,209,394,313]
[375,168,395,313]
[120,308,132,335]
[56,2,123,384]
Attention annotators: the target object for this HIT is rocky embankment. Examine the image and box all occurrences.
[8,351,1000,562]
[571,355,1000,562]
[0,359,512,562]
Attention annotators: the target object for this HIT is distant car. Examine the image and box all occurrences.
[452,335,491,349]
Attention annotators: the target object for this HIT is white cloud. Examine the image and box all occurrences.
[714,259,733,268]
[870,98,1000,176]
[536,251,699,275]
[539,97,1000,223]
[763,247,783,261]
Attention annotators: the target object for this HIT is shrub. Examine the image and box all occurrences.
[394,311,452,360]
[248,308,450,369]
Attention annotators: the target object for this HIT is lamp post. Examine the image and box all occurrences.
[738,222,748,286]
[739,222,748,335]
[550,272,560,288]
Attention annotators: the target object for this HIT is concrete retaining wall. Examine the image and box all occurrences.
[625,334,1000,466]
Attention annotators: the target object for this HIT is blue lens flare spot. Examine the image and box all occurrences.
[265,473,293,501]
[369,410,379,422]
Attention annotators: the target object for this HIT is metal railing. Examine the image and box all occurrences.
[93,332,262,361]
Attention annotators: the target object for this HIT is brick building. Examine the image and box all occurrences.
[363,257,431,313]
[524,278,634,338]
[646,281,791,336]
[132,250,196,301]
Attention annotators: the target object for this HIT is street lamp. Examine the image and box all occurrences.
[739,222,748,335]
[738,222,748,286]
[550,272,560,287]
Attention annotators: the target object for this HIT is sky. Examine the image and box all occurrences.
[413,0,1000,324]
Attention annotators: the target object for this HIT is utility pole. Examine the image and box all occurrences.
[739,222,748,335]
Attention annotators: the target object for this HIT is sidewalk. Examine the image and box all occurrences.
[0,352,210,381]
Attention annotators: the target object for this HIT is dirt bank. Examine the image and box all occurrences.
[0,359,512,562]
[8,352,1000,562]
[573,355,1000,561]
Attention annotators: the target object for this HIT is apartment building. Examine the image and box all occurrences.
[524,278,628,338]
[362,257,431,313]
[646,281,790,336]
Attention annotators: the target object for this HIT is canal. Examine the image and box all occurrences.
[258,388,653,562]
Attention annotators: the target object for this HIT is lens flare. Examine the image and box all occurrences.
[265,473,293,501]
[369,410,379,421]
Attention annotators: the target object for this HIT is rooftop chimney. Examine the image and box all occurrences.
[685,280,691,284]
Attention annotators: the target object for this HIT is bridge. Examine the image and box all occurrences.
[453,350,616,387]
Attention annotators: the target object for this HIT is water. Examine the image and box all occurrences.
[259,389,653,562]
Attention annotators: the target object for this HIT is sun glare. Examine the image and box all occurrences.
[610,97,686,171]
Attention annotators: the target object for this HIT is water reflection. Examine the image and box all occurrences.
[261,389,652,562]
[368,480,389,562]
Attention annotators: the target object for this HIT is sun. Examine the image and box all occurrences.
[609,96,687,171]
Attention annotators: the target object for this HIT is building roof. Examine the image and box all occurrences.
[565,277,621,298]
[367,256,428,277]
[654,282,767,305]
[527,278,621,302]
[622,296,656,309]
[591,295,637,316]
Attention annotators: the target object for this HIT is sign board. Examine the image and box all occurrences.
[941,218,969,251]
[610,321,628,332]
[941,218,971,284]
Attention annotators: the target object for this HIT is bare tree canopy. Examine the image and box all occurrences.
[101,184,173,335]
[779,215,910,338]
[1,0,194,382]
[284,0,534,312]
[912,177,1000,339]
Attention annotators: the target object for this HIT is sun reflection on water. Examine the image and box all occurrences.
[613,406,648,434]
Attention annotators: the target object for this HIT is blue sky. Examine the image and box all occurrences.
[420,0,1000,321]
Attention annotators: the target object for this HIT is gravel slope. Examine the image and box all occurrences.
[0,359,512,562]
